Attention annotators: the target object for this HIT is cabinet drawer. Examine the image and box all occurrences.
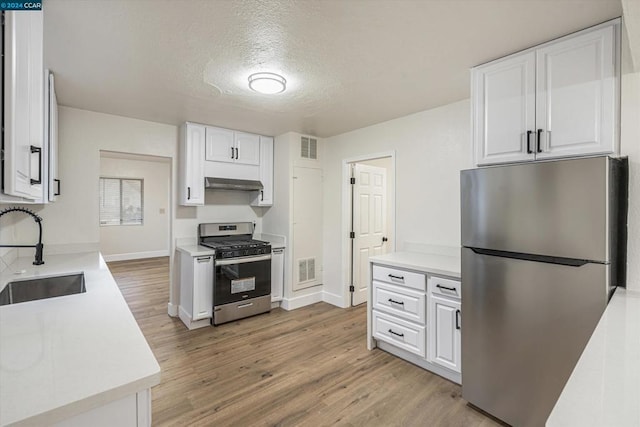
[373,281,426,324]
[372,265,426,291]
[429,276,461,300]
[372,310,426,358]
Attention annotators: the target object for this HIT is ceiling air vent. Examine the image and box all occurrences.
[300,136,318,160]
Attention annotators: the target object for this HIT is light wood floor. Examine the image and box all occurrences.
[107,257,501,427]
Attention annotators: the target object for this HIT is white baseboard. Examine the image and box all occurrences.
[167,302,178,317]
[103,250,169,262]
[280,291,323,311]
[322,290,348,308]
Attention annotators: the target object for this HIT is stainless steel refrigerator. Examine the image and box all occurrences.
[460,156,628,427]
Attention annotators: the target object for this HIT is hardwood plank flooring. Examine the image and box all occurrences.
[107,257,501,427]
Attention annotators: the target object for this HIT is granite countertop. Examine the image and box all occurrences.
[369,251,461,279]
[0,252,161,426]
[547,288,640,426]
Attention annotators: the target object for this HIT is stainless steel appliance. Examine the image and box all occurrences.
[198,222,271,325]
[461,156,628,427]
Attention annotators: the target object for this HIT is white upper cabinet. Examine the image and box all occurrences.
[472,19,619,166]
[205,127,260,166]
[234,132,260,165]
[535,25,617,159]
[251,136,273,206]
[2,11,44,200]
[473,52,536,165]
[179,123,205,206]
[205,127,234,163]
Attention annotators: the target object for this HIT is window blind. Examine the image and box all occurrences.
[99,178,143,225]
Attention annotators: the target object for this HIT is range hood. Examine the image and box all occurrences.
[204,177,263,191]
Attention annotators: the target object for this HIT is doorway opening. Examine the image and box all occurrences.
[99,151,172,262]
[343,153,396,307]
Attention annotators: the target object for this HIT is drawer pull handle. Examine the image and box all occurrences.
[388,274,404,281]
[436,284,457,292]
[388,298,404,306]
[388,329,404,338]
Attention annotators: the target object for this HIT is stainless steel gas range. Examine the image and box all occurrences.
[198,222,271,325]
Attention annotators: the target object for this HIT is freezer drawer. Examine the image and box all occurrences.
[461,248,609,427]
[461,156,612,262]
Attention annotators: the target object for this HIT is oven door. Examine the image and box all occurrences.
[214,254,271,306]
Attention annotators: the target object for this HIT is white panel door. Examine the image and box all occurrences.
[205,126,235,163]
[429,295,461,373]
[352,164,387,306]
[292,167,323,291]
[3,11,44,199]
[235,132,261,165]
[473,52,536,165]
[193,256,213,320]
[535,24,617,159]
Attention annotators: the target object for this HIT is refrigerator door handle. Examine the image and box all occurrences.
[468,247,592,267]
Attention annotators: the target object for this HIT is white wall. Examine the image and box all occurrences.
[99,155,171,261]
[9,107,265,310]
[322,100,472,305]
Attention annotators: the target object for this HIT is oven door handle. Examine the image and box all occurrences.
[216,254,272,265]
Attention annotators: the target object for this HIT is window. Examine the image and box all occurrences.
[99,178,143,226]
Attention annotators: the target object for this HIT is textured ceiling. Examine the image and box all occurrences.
[43,0,622,138]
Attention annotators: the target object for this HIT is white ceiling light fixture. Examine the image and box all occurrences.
[248,72,287,94]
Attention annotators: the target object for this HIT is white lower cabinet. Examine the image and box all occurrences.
[372,310,426,358]
[429,294,461,373]
[369,262,461,384]
[178,251,213,329]
[52,389,151,427]
[271,247,284,302]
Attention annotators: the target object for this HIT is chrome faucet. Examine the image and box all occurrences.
[0,207,44,265]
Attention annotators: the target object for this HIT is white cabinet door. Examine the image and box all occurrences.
[473,51,536,166]
[235,132,261,165]
[429,295,461,373]
[271,248,284,302]
[535,24,617,159]
[48,72,60,201]
[179,123,205,206]
[251,136,273,206]
[205,126,235,163]
[193,255,213,320]
[3,11,44,199]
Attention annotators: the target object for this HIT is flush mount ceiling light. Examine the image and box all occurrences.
[248,72,286,94]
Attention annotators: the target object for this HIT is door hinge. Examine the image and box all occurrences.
[349,285,355,292]
[349,231,355,239]
[350,177,355,184]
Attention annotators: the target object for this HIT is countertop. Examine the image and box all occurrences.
[0,252,161,426]
[547,288,640,426]
[369,251,461,278]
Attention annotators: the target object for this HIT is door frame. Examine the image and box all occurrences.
[341,151,396,308]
